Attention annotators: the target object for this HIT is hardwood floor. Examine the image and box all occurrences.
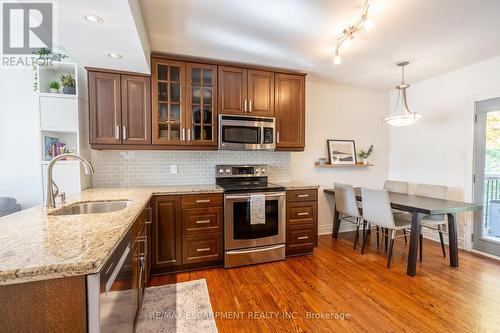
[149,232,500,332]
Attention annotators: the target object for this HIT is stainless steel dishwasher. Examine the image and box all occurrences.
[87,231,135,333]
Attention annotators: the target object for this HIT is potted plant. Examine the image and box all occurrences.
[358,145,374,165]
[60,74,76,94]
[49,81,60,93]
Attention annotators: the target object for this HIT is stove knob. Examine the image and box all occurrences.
[225,168,231,174]
[218,168,224,174]
[256,168,261,173]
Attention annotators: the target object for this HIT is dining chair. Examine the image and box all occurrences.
[416,183,448,260]
[360,188,413,268]
[383,180,410,244]
[334,183,365,250]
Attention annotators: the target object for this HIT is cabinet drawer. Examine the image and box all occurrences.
[181,193,223,209]
[286,189,318,202]
[182,233,222,264]
[287,201,317,224]
[286,225,315,255]
[182,207,222,235]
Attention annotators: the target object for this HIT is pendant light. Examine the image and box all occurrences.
[383,61,421,126]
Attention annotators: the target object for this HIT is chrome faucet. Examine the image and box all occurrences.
[46,154,94,209]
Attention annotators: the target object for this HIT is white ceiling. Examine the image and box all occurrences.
[56,0,150,74]
[139,0,500,90]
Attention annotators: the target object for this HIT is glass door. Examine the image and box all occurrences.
[186,63,217,146]
[152,58,185,145]
[473,97,500,256]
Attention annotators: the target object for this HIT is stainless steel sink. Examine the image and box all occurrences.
[50,200,131,216]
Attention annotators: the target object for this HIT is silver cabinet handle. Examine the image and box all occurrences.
[297,212,309,216]
[196,247,211,252]
[195,199,210,203]
[187,128,191,141]
[297,236,309,240]
[244,100,248,112]
[122,126,127,140]
[196,219,211,224]
[249,100,252,112]
[276,131,280,143]
[181,127,185,141]
[297,194,309,198]
[115,126,120,140]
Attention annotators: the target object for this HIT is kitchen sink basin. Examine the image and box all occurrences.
[50,200,131,216]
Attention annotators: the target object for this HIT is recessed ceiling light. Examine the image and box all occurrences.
[83,14,103,23]
[107,52,123,59]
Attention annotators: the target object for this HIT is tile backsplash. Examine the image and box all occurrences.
[91,150,291,187]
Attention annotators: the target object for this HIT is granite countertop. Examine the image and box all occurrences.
[276,181,320,190]
[0,185,223,286]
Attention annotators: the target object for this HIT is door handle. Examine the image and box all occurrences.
[196,219,211,224]
[297,212,309,216]
[196,247,211,252]
[181,127,185,141]
[249,100,252,112]
[187,128,191,141]
[297,236,309,240]
[297,194,309,198]
[276,131,280,144]
[122,126,127,140]
[244,100,248,112]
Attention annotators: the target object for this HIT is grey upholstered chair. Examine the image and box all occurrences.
[383,180,410,243]
[360,188,412,268]
[334,183,364,250]
[383,180,409,194]
[416,183,448,260]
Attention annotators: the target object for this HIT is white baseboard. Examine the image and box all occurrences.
[471,249,500,261]
[318,223,357,235]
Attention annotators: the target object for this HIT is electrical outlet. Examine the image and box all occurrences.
[170,164,178,174]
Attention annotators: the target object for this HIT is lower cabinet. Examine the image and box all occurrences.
[151,193,223,274]
[285,189,319,257]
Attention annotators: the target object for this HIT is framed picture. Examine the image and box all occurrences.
[327,140,357,165]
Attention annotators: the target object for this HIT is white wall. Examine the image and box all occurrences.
[0,68,42,208]
[291,80,389,234]
[388,56,500,249]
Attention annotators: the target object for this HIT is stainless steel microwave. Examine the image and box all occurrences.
[218,115,276,150]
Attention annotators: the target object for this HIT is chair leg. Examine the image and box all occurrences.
[376,226,380,247]
[387,230,395,268]
[384,228,388,251]
[353,218,360,250]
[438,225,446,258]
[361,222,370,254]
[419,230,423,262]
[403,229,408,244]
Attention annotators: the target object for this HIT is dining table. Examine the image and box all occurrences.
[323,188,482,276]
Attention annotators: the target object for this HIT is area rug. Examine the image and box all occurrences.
[135,279,218,333]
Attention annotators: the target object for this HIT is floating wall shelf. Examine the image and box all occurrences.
[314,162,374,168]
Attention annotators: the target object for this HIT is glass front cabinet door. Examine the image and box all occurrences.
[152,58,186,145]
[152,58,217,147]
[186,63,218,147]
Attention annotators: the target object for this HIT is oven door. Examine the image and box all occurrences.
[224,191,285,250]
[218,115,275,150]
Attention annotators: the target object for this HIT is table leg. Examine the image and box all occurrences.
[447,213,459,267]
[407,212,421,276]
[333,209,341,239]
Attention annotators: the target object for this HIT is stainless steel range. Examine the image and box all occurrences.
[216,165,286,268]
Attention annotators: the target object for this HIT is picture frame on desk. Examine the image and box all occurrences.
[327,140,357,165]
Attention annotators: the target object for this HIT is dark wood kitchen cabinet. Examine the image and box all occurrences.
[219,66,274,116]
[151,195,182,273]
[89,69,151,147]
[275,73,305,151]
[285,189,318,257]
[151,193,223,275]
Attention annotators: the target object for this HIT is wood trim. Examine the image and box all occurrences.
[121,75,152,145]
[151,53,307,76]
[90,143,217,150]
[85,67,150,77]
[0,276,87,332]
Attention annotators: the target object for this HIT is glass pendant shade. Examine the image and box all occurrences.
[383,62,421,126]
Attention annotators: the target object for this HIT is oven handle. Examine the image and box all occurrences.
[225,192,285,200]
[226,244,285,254]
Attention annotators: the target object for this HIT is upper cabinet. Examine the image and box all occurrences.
[89,70,151,147]
[151,58,218,148]
[275,73,305,151]
[89,57,306,151]
[219,67,274,117]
